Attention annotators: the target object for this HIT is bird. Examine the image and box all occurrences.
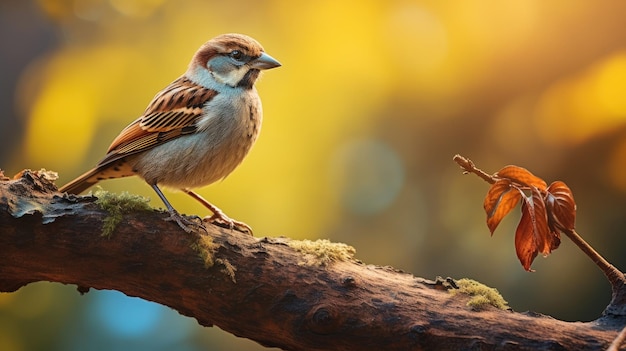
[59,33,281,234]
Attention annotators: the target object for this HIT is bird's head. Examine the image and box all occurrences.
[188,33,281,89]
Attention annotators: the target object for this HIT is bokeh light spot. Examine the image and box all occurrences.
[535,53,626,147]
[591,52,626,117]
[330,138,405,215]
[90,290,162,338]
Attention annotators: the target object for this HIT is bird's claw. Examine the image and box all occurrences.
[165,212,207,234]
[204,212,253,235]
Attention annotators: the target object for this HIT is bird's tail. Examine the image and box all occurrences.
[58,168,101,194]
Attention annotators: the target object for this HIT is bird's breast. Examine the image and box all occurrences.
[132,89,263,189]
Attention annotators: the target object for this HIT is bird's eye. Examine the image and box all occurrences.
[230,50,243,60]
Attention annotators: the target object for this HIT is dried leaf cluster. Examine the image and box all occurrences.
[484,165,576,271]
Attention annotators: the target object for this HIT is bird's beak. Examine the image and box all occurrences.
[249,52,281,70]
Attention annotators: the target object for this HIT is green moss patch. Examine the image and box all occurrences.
[288,239,356,266]
[450,278,509,311]
[93,189,152,237]
[190,234,218,268]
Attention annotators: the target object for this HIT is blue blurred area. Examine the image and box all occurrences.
[65,290,198,351]
[90,290,163,337]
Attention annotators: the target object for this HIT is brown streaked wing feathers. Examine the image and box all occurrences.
[97,77,217,168]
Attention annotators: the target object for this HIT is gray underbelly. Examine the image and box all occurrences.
[130,133,249,189]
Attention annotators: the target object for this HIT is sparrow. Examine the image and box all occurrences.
[59,33,281,234]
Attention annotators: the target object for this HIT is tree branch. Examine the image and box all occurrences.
[0,170,624,350]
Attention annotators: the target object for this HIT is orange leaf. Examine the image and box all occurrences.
[545,181,577,233]
[515,187,559,271]
[515,198,538,271]
[495,165,547,190]
[484,179,521,235]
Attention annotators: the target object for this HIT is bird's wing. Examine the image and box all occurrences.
[97,77,218,167]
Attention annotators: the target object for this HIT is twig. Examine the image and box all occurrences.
[453,154,496,184]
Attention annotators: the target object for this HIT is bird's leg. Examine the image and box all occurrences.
[151,184,206,233]
[182,189,253,235]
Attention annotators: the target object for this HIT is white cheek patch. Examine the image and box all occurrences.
[213,66,249,87]
[187,63,248,90]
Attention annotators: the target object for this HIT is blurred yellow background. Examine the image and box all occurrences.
[2,0,626,350]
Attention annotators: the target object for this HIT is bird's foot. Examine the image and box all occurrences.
[165,210,207,234]
[204,209,253,235]
[181,189,252,235]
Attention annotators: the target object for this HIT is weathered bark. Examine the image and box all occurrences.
[0,170,624,351]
